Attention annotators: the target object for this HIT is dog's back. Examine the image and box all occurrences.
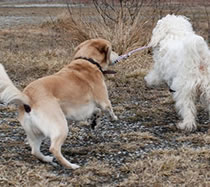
[145,14,210,131]
[149,14,194,48]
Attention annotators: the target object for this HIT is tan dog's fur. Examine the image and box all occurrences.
[0,38,118,169]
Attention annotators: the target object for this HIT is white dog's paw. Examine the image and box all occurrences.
[144,69,163,87]
[144,75,150,84]
[176,121,197,131]
[144,75,156,87]
[144,75,150,86]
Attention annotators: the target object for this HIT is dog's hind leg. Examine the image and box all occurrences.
[49,133,79,169]
[49,117,80,169]
[21,99,80,169]
[27,133,53,163]
[42,100,80,169]
[173,88,197,131]
[18,111,53,163]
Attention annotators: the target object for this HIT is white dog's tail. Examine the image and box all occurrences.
[0,64,30,108]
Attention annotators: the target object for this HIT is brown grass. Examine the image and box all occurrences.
[0,2,210,187]
[48,5,153,55]
[119,147,210,186]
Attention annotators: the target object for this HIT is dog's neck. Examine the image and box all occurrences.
[74,57,116,75]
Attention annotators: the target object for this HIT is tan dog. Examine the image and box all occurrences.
[0,38,119,169]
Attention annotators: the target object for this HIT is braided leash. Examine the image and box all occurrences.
[114,45,151,64]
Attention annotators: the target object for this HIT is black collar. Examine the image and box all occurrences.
[74,57,116,75]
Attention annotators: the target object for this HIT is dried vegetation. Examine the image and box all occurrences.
[0,0,210,186]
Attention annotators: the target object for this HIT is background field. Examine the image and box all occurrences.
[0,0,210,186]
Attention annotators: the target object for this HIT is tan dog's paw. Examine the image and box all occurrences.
[70,163,80,169]
[44,156,54,163]
[112,115,118,121]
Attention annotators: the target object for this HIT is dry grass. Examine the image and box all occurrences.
[119,147,210,186]
[0,2,210,187]
[49,5,153,55]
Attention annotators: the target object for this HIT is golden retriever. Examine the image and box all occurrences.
[0,38,119,169]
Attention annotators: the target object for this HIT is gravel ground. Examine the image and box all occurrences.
[1,2,210,186]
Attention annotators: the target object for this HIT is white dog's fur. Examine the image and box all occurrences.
[145,14,210,131]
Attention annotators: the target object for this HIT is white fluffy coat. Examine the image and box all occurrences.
[145,14,210,131]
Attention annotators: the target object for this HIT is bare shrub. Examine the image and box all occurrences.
[53,0,154,55]
[183,1,210,43]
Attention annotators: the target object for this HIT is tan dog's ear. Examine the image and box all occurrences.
[93,40,112,64]
[73,39,112,64]
[104,44,111,64]
[73,40,91,56]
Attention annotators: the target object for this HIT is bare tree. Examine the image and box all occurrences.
[92,0,149,25]
[203,2,210,43]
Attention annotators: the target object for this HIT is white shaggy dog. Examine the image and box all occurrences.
[145,14,210,131]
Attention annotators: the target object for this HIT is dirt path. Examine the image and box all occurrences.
[0,2,69,29]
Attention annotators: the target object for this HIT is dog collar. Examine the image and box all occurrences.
[75,57,116,75]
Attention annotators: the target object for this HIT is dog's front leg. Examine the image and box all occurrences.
[89,108,102,129]
[99,100,118,121]
[173,89,197,131]
[145,68,163,87]
[94,84,118,121]
[202,84,210,120]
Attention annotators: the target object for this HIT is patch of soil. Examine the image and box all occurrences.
[1,2,210,187]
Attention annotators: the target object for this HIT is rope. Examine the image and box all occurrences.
[114,45,151,64]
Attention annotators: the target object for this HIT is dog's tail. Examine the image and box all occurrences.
[0,64,30,111]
